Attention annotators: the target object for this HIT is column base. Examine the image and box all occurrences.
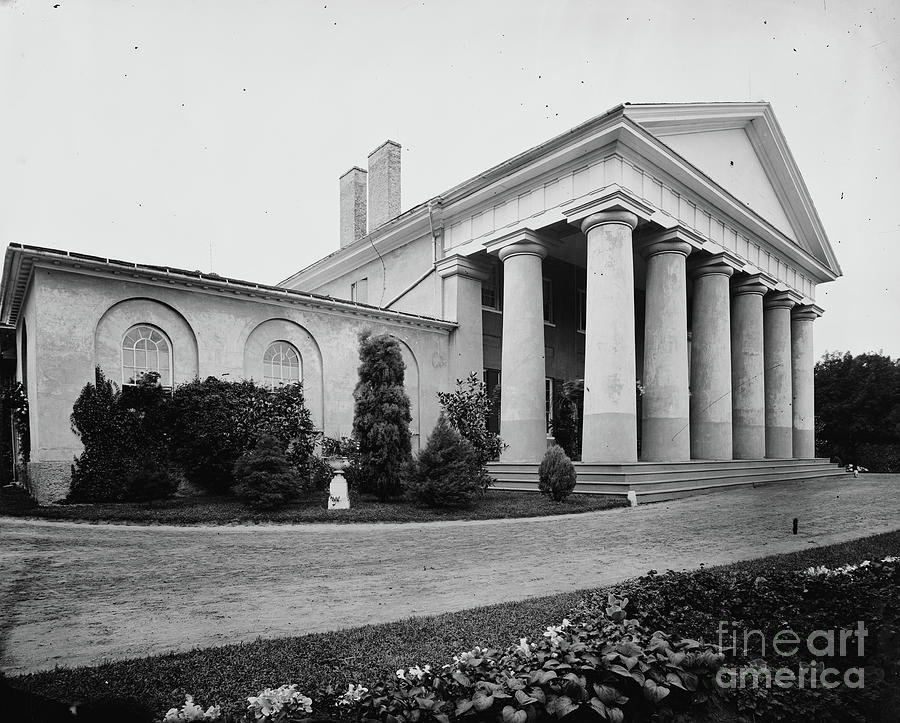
[766,426,793,459]
[641,417,691,461]
[733,424,766,459]
[582,412,637,462]
[25,460,73,505]
[792,428,815,459]
[690,421,733,460]
[499,419,550,463]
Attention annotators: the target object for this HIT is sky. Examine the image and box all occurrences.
[1,0,898,359]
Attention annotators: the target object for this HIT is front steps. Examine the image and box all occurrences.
[487,458,848,505]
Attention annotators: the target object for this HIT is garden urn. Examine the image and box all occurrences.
[327,456,350,510]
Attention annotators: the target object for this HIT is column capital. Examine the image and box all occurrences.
[580,210,639,236]
[688,251,739,279]
[791,304,823,322]
[638,236,692,260]
[435,254,490,281]
[562,186,653,231]
[731,273,769,297]
[485,229,553,262]
[763,290,796,311]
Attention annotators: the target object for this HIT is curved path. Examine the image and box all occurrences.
[1,475,898,675]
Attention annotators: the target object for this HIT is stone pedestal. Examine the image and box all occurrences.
[689,257,734,460]
[580,211,639,462]
[731,276,768,459]
[764,292,795,459]
[791,306,819,458]
[490,236,549,462]
[640,237,692,462]
[327,457,350,509]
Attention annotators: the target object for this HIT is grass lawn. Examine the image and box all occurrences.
[0,484,625,525]
[7,529,900,719]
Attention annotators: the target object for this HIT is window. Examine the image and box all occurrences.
[577,288,586,333]
[545,378,554,431]
[122,325,172,387]
[481,263,501,310]
[542,278,554,324]
[263,341,302,389]
[483,368,501,433]
[350,277,368,304]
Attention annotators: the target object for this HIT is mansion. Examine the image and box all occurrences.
[0,102,845,503]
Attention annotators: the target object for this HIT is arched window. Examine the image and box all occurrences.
[263,341,301,389]
[122,325,172,387]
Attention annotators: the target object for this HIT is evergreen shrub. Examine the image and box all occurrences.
[351,332,412,500]
[406,416,482,508]
[538,444,577,502]
[70,369,171,502]
[169,378,315,492]
[233,435,301,509]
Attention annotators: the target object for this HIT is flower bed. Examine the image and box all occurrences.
[9,532,900,723]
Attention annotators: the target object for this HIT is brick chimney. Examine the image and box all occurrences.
[339,166,367,248]
[367,140,401,231]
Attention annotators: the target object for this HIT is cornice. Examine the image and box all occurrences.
[0,245,456,333]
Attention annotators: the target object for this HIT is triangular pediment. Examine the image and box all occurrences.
[653,127,798,242]
[622,103,840,276]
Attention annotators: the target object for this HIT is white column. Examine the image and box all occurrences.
[764,292,795,458]
[639,236,692,461]
[731,276,768,459]
[689,256,734,460]
[494,239,548,462]
[436,255,489,385]
[580,211,639,462]
[790,306,819,458]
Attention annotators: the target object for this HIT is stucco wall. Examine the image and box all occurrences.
[307,234,440,316]
[24,266,450,486]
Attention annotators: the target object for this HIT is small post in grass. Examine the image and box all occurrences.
[327,457,351,510]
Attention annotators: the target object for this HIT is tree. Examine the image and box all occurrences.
[815,351,900,471]
[352,332,412,500]
[233,435,301,509]
[437,372,506,466]
[406,416,483,507]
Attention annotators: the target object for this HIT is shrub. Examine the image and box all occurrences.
[126,460,177,503]
[550,381,581,461]
[233,435,302,510]
[70,369,171,502]
[538,444,577,502]
[406,417,482,508]
[170,378,316,492]
[438,372,506,466]
[352,332,412,500]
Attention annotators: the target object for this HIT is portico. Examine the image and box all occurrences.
[482,210,825,470]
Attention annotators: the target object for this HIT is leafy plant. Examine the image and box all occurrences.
[352,332,412,500]
[233,435,302,510]
[438,372,506,466]
[537,445,576,502]
[70,369,171,502]
[406,417,483,508]
[170,378,316,492]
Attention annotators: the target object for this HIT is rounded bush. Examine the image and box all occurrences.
[538,444,577,502]
[233,435,302,510]
[406,417,482,508]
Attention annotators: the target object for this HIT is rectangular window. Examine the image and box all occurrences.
[545,377,554,431]
[577,288,586,333]
[350,277,368,304]
[543,277,553,324]
[481,264,501,310]
[484,368,501,434]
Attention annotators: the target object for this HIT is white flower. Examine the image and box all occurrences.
[337,683,369,707]
[162,695,221,721]
[514,637,532,657]
[247,685,312,721]
[396,668,406,679]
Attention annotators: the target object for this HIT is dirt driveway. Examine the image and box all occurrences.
[1,475,898,675]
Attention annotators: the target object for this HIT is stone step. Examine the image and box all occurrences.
[488,459,848,504]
